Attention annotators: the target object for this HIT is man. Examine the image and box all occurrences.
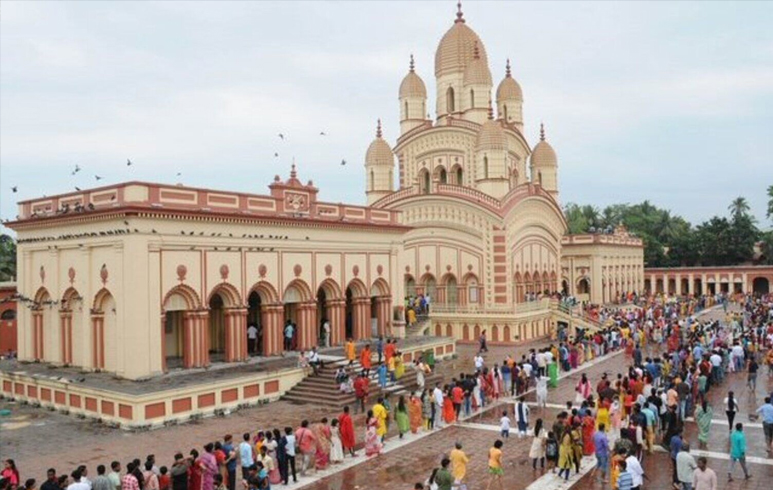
[669,429,684,487]
[449,442,469,487]
[474,353,484,371]
[120,464,139,490]
[376,336,384,364]
[354,372,369,413]
[41,469,59,490]
[755,396,773,454]
[92,466,112,490]
[616,460,633,490]
[728,423,751,481]
[67,469,90,490]
[284,427,298,484]
[222,435,237,490]
[107,463,121,490]
[514,396,530,438]
[169,454,189,490]
[338,406,356,457]
[692,457,717,490]
[247,324,258,354]
[592,424,610,483]
[434,457,453,490]
[676,442,696,490]
[625,450,644,490]
[238,432,255,481]
[322,318,331,348]
[433,382,445,428]
[283,320,294,351]
[307,347,323,376]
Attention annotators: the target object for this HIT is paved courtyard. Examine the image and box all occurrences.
[3,305,772,489]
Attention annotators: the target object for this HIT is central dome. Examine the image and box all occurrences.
[435,14,488,78]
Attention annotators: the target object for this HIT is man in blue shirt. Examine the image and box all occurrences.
[729,423,751,481]
[756,396,773,454]
[592,424,610,483]
[669,429,684,486]
[616,460,633,490]
[222,434,237,490]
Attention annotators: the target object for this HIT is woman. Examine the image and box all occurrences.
[263,433,281,485]
[421,390,434,430]
[199,444,218,490]
[408,393,423,434]
[329,419,344,464]
[187,450,203,490]
[695,401,713,449]
[596,398,610,431]
[609,448,627,490]
[581,413,596,456]
[724,391,739,432]
[395,354,405,380]
[610,399,622,441]
[570,422,583,474]
[529,419,547,470]
[442,390,456,424]
[395,395,410,439]
[2,460,20,490]
[576,374,592,402]
[312,419,331,470]
[364,411,383,457]
[557,430,574,480]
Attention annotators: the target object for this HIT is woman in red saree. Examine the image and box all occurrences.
[408,393,423,433]
[581,413,596,455]
[188,449,204,490]
[337,407,356,457]
[442,391,456,423]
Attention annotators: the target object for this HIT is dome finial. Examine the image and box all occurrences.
[487,98,494,120]
[290,160,297,178]
[455,0,465,23]
[505,58,511,77]
[540,122,545,141]
[409,54,415,72]
[376,118,382,138]
[473,41,480,59]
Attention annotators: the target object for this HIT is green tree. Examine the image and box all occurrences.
[564,203,590,234]
[767,185,773,222]
[0,234,16,281]
[696,217,733,265]
[728,196,751,221]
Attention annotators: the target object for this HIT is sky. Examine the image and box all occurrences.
[1,0,772,235]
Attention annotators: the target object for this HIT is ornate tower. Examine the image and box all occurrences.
[365,119,395,205]
[475,104,509,198]
[530,123,559,201]
[496,59,524,131]
[462,42,493,125]
[399,55,428,135]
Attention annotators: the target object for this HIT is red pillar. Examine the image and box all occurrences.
[183,312,194,368]
[225,308,248,362]
[60,311,72,365]
[297,301,318,350]
[326,299,346,346]
[352,298,371,340]
[160,314,168,372]
[32,311,43,360]
[261,304,284,355]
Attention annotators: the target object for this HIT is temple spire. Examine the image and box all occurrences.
[290,161,297,178]
[487,99,494,120]
[540,123,545,141]
[455,0,465,23]
[376,119,382,138]
[505,58,511,77]
[409,54,415,72]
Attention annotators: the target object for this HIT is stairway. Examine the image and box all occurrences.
[282,356,442,409]
[405,314,431,338]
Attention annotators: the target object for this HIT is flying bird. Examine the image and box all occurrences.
[126,159,133,166]
[278,133,284,140]
[71,165,81,175]
[319,131,326,136]
[75,186,81,191]
[274,153,279,158]
[341,159,347,166]
[11,186,18,193]
[95,175,102,180]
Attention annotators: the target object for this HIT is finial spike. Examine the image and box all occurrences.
[506,58,511,77]
[487,99,494,120]
[455,0,465,23]
[290,161,297,178]
[376,119,382,138]
[540,123,545,141]
[409,54,415,72]
[473,41,480,59]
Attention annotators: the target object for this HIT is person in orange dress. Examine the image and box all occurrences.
[359,344,372,376]
[442,390,456,424]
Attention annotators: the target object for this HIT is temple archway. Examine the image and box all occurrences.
[753,277,770,294]
[317,278,344,346]
[92,288,116,372]
[577,278,590,295]
[162,284,203,370]
[60,287,82,366]
[346,278,370,340]
[32,287,55,362]
[248,281,281,356]
[283,279,314,351]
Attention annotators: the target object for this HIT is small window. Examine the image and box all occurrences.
[483,156,489,179]
[456,167,463,185]
[439,168,447,184]
[0,309,15,321]
[370,170,375,191]
[404,101,409,119]
[447,87,455,113]
[470,89,475,108]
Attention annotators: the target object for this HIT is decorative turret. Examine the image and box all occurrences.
[399,54,428,135]
[365,119,395,205]
[496,59,524,130]
[474,102,509,198]
[462,42,492,124]
[530,123,559,201]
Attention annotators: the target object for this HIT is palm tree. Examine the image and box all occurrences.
[728,196,750,220]
[656,210,678,242]
[767,185,773,221]
[0,234,16,281]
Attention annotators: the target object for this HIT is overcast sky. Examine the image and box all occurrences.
[2,0,772,234]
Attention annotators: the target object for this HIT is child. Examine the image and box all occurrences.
[545,431,559,473]
[158,467,170,490]
[499,410,511,439]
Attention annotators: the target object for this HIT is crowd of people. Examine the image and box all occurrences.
[3,292,772,490]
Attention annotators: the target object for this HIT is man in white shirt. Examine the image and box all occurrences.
[322,320,331,348]
[474,353,484,371]
[247,324,258,354]
[433,382,444,427]
[536,351,547,376]
[625,452,645,489]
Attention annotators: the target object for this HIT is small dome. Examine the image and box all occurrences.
[496,59,523,101]
[435,5,488,78]
[531,124,557,167]
[365,120,394,166]
[399,56,427,98]
[463,43,492,86]
[476,112,507,151]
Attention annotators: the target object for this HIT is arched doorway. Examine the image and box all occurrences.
[561,279,569,295]
[32,288,55,362]
[248,281,282,356]
[577,278,590,295]
[60,287,82,366]
[208,294,226,361]
[92,289,116,372]
[162,285,203,370]
[208,284,244,363]
[371,279,391,337]
[346,279,370,340]
[405,275,416,298]
[753,277,770,294]
[444,275,458,305]
[419,169,430,194]
[317,279,344,347]
[422,274,437,305]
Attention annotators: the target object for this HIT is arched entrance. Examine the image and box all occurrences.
[577,278,590,295]
[92,288,116,372]
[248,281,282,356]
[371,279,391,337]
[346,279,370,340]
[753,277,770,294]
[405,275,416,298]
[283,280,315,351]
[32,288,55,362]
[317,279,345,347]
[247,291,262,355]
[561,279,569,295]
[443,274,458,305]
[206,283,245,363]
[208,294,226,360]
[162,284,204,370]
[60,287,82,366]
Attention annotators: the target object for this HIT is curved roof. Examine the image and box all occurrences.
[496,60,522,101]
[476,115,507,151]
[399,71,427,99]
[531,124,557,167]
[463,44,492,86]
[435,8,488,78]
[366,120,394,166]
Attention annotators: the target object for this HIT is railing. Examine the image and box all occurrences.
[428,298,552,316]
[436,184,501,209]
[371,186,418,208]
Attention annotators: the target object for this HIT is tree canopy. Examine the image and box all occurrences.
[0,234,16,281]
[564,194,770,267]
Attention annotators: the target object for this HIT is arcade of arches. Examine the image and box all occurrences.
[644,266,773,296]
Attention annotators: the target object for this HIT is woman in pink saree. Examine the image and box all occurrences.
[199,444,219,490]
[364,411,383,457]
[312,418,332,470]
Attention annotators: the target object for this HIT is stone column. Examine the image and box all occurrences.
[60,311,72,365]
[160,314,168,372]
[352,297,371,340]
[375,296,391,336]
[742,272,748,294]
[224,308,248,362]
[91,313,105,370]
[326,299,346,346]
[701,274,708,295]
[261,304,284,355]
[688,274,695,296]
